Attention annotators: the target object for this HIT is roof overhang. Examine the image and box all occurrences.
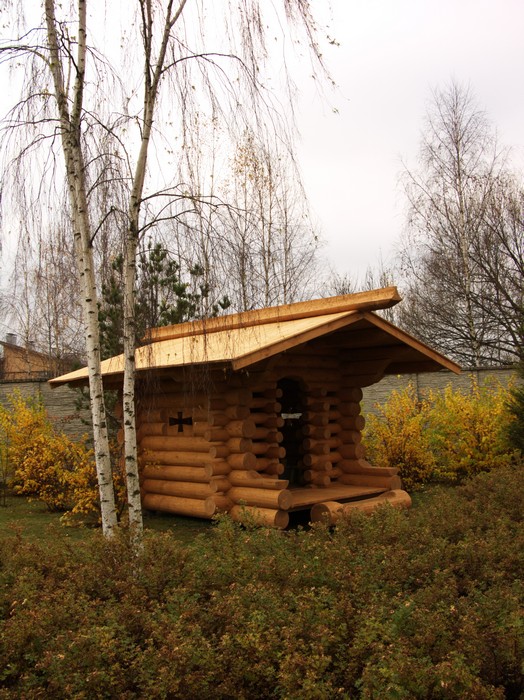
[50,303,460,389]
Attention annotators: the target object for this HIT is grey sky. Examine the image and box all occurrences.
[296,0,524,279]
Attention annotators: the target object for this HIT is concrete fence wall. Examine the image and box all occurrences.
[0,380,92,438]
[362,367,517,415]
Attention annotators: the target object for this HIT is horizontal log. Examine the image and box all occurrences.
[262,462,285,476]
[142,493,216,518]
[336,403,361,417]
[336,430,362,445]
[190,420,211,437]
[150,395,205,410]
[253,458,281,472]
[208,438,254,456]
[226,437,253,453]
[224,388,252,405]
[310,490,412,524]
[251,387,282,400]
[136,422,166,438]
[228,486,292,511]
[250,414,284,428]
[249,399,282,412]
[204,428,229,443]
[252,427,283,442]
[303,471,331,487]
[137,409,166,425]
[207,444,228,459]
[302,440,330,455]
[140,435,211,453]
[339,459,399,476]
[251,441,273,456]
[303,460,333,473]
[227,452,258,470]
[304,400,331,412]
[337,474,402,490]
[275,355,339,370]
[224,405,251,420]
[229,505,289,529]
[205,461,231,477]
[338,444,366,460]
[210,494,234,513]
[342,360,390,376]
[210,477,231,492]
[302,412,329,426]
[225,419,257,438]
[142,465,210,483]
[142,479,218,499]
[228,471,289,490]
[338,415,366,431]
[303,453,339,467]
[338,387,364,402]
[264,445,286,459]
[301,425,331,440]
[207,413,230,427]
[140,450,214,467]
[207,398,227,411]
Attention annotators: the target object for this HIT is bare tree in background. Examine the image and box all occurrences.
[0,0,330,542]
[3,232,84,368]
[399,82,521,366]
[218,131,320,310]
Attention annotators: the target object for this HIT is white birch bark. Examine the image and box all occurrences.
[121,0,188,544]
[45,0,118,536]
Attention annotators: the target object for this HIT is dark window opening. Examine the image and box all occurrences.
[278,377,306,487]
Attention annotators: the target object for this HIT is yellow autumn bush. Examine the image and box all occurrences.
[426,379,516,483]
[364,384,436,490]
[365,379,516,489]
[0,391,125,523]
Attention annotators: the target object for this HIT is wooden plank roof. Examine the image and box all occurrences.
[49,287,460,387]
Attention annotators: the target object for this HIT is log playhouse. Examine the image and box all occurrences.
[51,287,460,527]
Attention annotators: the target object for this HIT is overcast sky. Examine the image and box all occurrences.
[295,0,524,280]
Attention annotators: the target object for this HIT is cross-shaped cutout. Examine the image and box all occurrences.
[169,412,193,433]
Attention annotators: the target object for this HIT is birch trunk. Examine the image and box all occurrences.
[121,0,189,545]
[45,0,117,535]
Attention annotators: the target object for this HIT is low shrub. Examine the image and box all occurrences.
[0,465,522,698]
[363,384,435,490]
[365,379,517,489]
[0,392,125,523]
[428,380,515,483]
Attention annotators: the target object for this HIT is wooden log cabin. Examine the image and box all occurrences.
[50,287,460,527]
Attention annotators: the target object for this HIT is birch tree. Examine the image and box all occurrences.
[0,1,330,542]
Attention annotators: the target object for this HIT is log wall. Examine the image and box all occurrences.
[134,347,409,527]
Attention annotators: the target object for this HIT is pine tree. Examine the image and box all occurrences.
[98,244,230,359]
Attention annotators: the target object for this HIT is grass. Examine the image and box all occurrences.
[0,483,449,547]
[0,492,213,546]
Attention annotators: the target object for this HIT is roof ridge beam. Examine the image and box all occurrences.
[145,287,402,344]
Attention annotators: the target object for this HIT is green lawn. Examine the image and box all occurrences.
[0,493,213,545]
[0,486,440,547]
